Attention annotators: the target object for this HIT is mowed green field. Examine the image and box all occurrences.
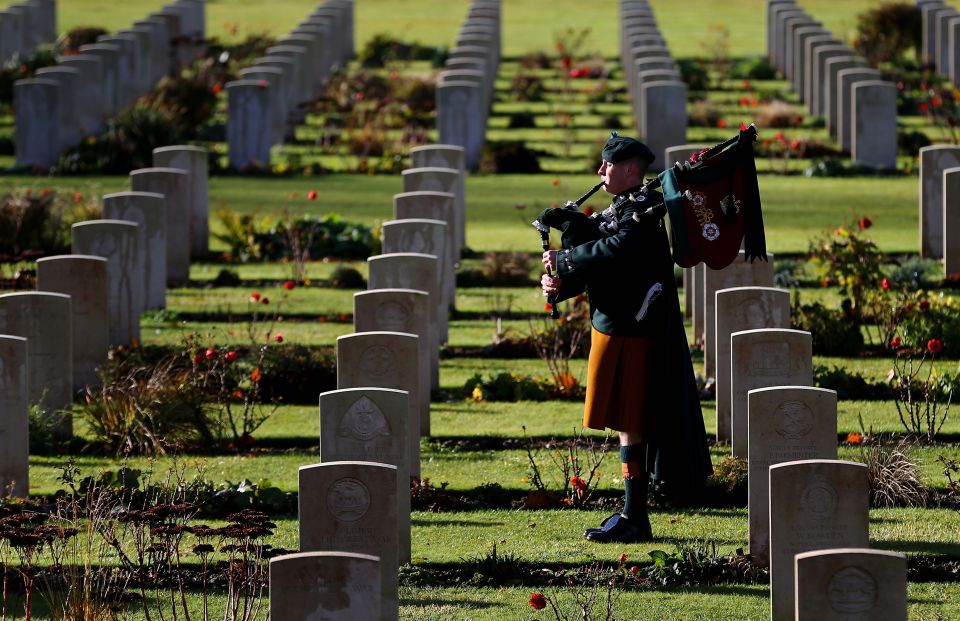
[3,1,960,619]
[54,0,960,58]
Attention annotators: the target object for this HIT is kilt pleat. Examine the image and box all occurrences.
[583,327,651,435]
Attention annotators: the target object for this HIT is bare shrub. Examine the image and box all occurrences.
[856,443,929,508]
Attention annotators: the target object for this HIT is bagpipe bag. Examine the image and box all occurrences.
[659,127,767,269]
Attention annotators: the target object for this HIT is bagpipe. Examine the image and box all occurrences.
[534,125,767,312]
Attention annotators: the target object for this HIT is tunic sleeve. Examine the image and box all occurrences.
[555,217,653,279]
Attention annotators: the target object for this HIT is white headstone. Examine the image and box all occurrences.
[226,80,272,169]
[102,191,167,310]
[298,461,398,620]
[129,167,191,286]
[769,460,869,621]
[794,548,907,620]
[730,328,812,458]
[919,145,960,259]
[0,335,28,496]
[13,79,59,170]
[269,551,382,621]
[35,255,110,390]
[153,146,209,260]
[852,81,897,169]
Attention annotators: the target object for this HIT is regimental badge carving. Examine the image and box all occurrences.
[358,345,395,378]
[736,297,771,327]
[827,566,878,613]
[799,474,838,521]
[375,301,411,332]
[338,396,391,442]
[327,478,371,522]
[398,229,430,254]
[774,400,814,440]
[749,342,790,376]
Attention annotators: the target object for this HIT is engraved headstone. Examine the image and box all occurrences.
[794,548,907,621]
[0,292,72,437]
[436,82,484,171]
[33,67,80,151]
[703,251,775,379]
[824,56,865,137]
[35,255,109,390]
[130,167,190,286]
[299,461,398,621]
[919,145,960,259]
[269,551,382,621]
[153,146,209,260]
[747,386,837,565]
[639,81,687,171]
[13,78,59,169]
[0,335,28,497]
[403,167,464,257]
[715,286,790,443]
[57,55,104,135]
[382,218,453,312]
[730,328,812,458]
[769,460,869,621]
[102,192,166,310]
[226,80,272,169]
[368,252,444,346]
[409,145,465,248]
[393,191,459,261]
[336,332,422,472]
[837,68,882,152]
[355,286,434,397]
[72,220,143,347]
[319,387,411,563]
[943,166,960,276]
[852,81,897,169]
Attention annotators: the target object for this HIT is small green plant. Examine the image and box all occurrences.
[644,540,764,586]
[809,217,883,319]
[462,542,525,585]
[889,342,956,442]
[521,427,612,509]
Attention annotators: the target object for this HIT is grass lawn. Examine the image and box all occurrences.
[5,2,960,619]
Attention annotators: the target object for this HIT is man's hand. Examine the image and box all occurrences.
[542,250,558,272]
[541,273,562,297]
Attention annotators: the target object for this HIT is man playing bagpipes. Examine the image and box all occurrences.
[538,128,765,543]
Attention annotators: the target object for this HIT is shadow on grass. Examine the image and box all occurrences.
[873,539,960,556]
[413,518,505,527]
[401,597,503,609]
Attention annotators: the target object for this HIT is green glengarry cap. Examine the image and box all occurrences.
[601,132,655,164]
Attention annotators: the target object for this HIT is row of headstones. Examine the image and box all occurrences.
[226,0,354,168]
[0,0,55,64]
[766,0,898,169]
[14,0,206,168]
[264,147,473,619]
[620,0,687,172]
[919,144,960,276]
[436,0,501,171]
[0,145,209,492]
[919,0,960,86]
[600,141,911,620]
[743,383,909,619]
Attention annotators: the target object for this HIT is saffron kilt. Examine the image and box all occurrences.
[583,327,651,435]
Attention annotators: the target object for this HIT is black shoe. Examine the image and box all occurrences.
[583,512,620,537]
[585,513,653,543]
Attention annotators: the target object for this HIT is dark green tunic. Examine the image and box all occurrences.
[552,187,713,503]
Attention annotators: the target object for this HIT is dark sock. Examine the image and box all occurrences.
[620,443,648,520]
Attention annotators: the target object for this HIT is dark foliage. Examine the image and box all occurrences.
[358,33,448,68]
[792,300,865,356]
[60,27,109,54]
[479,141,543,174]
[854,2,921,66]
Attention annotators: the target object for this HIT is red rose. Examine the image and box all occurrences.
[932,96,943,107]
[881,278,891,291]
[618,553,627,563]
[307,190,317,201]
[890,336,902,348]
[928,338,944,355]
[212,83,222,95]
[920,102,929,114]
[570,476,586,491]
[630,565,640,575]
[716,119,727,129]
[920,300,931,312]
[790,139,801,151]
[250,291,261,302]
[73,192,84,203]
[561,56,571,69]
[261,297,270,305]
[858,216,872,230]
[192,354,202,365]
[544,303,553,312]
[274,334,283,343]
[529,592,547,610]
[739,97,749,106]
[204,348,217,360]
[283,280,295,290]
[224,351,238,363]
